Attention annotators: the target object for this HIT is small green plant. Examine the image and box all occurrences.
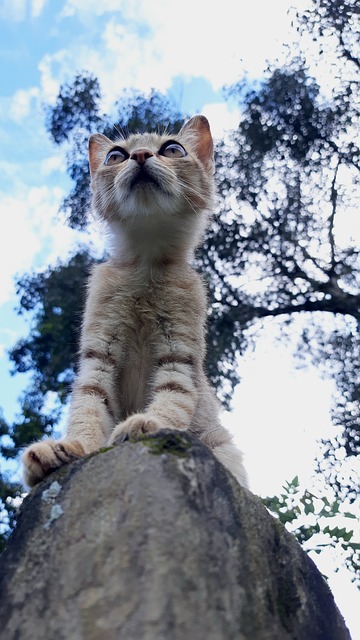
[263,476,359,586]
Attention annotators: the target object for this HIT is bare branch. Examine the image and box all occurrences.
[338,33,360,70]
[329,161,340,274]
[232,293,360,325]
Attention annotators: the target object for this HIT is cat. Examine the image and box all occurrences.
[22,115,248,489]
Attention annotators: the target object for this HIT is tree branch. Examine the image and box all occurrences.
[328,160,340,274]
[232,294,360,325]
[338,33,360,70]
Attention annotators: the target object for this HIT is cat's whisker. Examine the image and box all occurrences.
[177,190,199,215]
[113,124,126,140]
[176,178,213,212]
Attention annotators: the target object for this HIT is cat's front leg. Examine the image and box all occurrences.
[22,438,85,488]
[109,353,199,445]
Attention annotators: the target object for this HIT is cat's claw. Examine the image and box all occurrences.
[109,414,163,445]
[22,438,85,488]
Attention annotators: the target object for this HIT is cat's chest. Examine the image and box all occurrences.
[117,289,170,413]
[104,284,173,361]
[130,287,168,333]
[90,262,201,344]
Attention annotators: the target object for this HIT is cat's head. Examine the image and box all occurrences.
[88,115,214,226]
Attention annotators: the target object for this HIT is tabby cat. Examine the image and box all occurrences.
[22,115,248,488]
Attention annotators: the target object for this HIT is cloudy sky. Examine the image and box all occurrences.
[0,1,358,635]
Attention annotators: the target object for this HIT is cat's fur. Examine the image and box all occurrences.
[22,115,248,489]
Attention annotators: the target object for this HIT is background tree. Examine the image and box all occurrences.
[201,1,359,498]
[202,52,359,498]
[0,0,358,562]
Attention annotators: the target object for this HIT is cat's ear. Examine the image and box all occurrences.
[179,115,214,173]
[88,133,112,177]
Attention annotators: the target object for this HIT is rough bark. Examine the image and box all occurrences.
[0,431,351,640]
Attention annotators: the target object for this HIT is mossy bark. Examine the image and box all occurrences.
[0,431,351,640]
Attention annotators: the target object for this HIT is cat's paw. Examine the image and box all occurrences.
[108,414,163,445]
[22,438,85,488]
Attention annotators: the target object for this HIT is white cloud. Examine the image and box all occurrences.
[0,0,26,21]
[3,49,72,125]
[59,0,123,19]
[30,0,309,118]
[31,0,47,18]
[97,0,305,89]
[200,102,241,140]
[0,185,92,305]
[3,0,312,129]
[0,0,47,20]
[40,153,67,177]
[0,190,44,303]
[223,336,335,497]
[9,87,40,122]
[38,50,70,103]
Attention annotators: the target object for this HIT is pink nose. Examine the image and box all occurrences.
[130,148,154,165]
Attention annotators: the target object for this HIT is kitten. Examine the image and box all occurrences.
[22,115,248,489]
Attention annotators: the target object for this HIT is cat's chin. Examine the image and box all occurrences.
[117,188,181,219]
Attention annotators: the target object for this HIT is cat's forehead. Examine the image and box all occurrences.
[117,132,181,153]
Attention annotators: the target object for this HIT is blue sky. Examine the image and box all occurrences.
[0,1,359,634]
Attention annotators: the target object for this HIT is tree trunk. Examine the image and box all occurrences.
[0,431,351,640]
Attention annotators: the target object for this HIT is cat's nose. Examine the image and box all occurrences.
[130,148,154,165]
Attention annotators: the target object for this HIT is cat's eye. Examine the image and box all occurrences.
[104,147,128,166]
[159,142,187,159]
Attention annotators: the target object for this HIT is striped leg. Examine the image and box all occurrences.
[23,334,121,487]
[109,352,198,444]
[65,342,121,451]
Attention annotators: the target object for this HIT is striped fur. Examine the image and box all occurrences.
[22,116,248,489]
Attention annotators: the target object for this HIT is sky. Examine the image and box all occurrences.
[0,0,359,635]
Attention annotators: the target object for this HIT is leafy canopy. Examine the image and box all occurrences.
[0,0,359,559]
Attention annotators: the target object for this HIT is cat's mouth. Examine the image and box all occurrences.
[129,168,161,191]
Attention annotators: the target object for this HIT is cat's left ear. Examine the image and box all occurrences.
[88,133,112,178]
[179,115,214,173]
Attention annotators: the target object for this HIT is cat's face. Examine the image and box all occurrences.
[88,116,214,225]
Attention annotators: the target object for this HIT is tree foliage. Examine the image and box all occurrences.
[201,52,359,495]
[263,476,360,586]
[7,251,94,448]
[0,0,359,554]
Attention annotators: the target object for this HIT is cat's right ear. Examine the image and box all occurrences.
[88,133,112,178]
[179,115,214,174]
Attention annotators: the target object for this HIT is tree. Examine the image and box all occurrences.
[1,0,359,554]
[200,1,360,495]
[201,53,359,498]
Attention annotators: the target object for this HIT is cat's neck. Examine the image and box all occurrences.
[107,212,205,273]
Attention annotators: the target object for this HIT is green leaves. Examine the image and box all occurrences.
[0,467,23,555]
[46,72,102,145]
[263,477,360,584]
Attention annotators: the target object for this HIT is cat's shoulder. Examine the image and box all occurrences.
[87,260,128,294]
[165,264,207,302]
